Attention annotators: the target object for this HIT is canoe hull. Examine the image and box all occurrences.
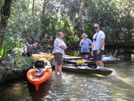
[64,58,121,65]
[62,65,112,75]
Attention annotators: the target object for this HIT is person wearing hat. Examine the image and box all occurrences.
[25,42,38,56]
[91,23,105,69]
[79,33,92,59]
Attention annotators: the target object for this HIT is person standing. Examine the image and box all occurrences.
[53,32,67,75]
[91,23,105,69]
[79,33,92,59]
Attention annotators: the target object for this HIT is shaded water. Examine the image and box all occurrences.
[0,48,134,101]
[0,61,134,101]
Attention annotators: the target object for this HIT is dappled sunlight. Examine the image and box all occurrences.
[5,82,23,95]
[62,73,74,83]
[111,69,134,87]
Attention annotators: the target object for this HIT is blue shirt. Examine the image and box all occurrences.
[80,38,92,53]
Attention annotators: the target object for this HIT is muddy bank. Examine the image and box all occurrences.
[0,68,24,85]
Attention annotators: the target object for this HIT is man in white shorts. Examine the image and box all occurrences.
[91,23,105,69]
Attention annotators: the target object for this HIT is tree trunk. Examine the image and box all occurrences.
[0,0,12,47]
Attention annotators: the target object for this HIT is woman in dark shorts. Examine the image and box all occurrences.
[79,33,92,59]
[52,32,67,75]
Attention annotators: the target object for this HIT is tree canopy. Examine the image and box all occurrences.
[0,0,134,58]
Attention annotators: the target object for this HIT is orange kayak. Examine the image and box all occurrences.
[26,58,52,90]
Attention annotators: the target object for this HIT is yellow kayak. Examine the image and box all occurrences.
[32,53,82,61]
[32,54,54,61]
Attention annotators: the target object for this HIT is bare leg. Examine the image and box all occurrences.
[95,61,104,67]
[55,62,58,74]
[57,64,62,74]
[85,55,89,58]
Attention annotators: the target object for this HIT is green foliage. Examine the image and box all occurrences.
[0,48,5,57]
[0,0,134,68]
[0,35,22,57]
[0,0,4,8]
[66,35,79,42]
[14,56,34,69]
[5,48,34,69]
[7,47,34,69]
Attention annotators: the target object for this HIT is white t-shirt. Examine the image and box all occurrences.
[53,37,66,54]
[93,30,105,50]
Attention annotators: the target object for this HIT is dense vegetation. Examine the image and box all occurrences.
[0,0,134,68]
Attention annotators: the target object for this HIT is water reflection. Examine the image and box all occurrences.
[0,62,134,101]
[0,48,134,101]
[0,80,26,101]
[105,48,134,61]
[27,79,52,101]
[45,73,71,100]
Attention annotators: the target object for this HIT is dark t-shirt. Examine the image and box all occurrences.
[26,45,34,56]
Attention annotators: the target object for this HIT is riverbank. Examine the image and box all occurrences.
[0,67,24,85]
[0,67,4,82]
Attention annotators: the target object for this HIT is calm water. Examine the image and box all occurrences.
[0,48,134,101]
[0,61,134,101]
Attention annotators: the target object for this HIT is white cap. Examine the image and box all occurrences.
[81,33,88,37]
[33,42,38,45]
[94,23,99,27]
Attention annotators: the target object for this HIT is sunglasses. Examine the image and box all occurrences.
[93,38,96,41]
[94,27,98,29]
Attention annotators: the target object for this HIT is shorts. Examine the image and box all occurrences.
[92,50,104,61]
[53,53,63,65]
[81,52,90,55]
